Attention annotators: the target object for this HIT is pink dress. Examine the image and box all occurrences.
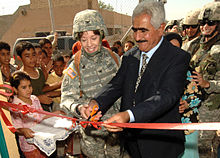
[10,95,45,152]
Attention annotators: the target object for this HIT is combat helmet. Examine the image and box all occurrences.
[165,20,179,31]
[198,2,220,21]
[183,9,201,25]
[72,9,108,40]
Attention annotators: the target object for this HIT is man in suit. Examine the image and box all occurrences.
[79,1,191,158]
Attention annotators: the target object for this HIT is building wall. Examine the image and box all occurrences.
[0,0,131,47]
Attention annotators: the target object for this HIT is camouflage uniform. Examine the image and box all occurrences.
[60,9,127,158]
[182,35,201,56]
[181,9,201,51]
[184,2,220,157]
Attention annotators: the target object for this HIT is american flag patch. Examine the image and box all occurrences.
[67,67,77,79]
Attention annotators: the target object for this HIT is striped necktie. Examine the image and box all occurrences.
[135,54,148,93]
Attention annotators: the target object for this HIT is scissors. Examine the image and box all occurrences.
[87,104,99,122]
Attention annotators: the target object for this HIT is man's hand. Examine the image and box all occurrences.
[103,111,130,132]
[179,99,189,113]
[191,71,210,88]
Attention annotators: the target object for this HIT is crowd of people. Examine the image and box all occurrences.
[0,0,220,158]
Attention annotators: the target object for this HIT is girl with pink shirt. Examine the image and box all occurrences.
[9,71,64,158]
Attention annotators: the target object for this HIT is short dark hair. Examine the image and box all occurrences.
[61,50,73,58]
[113,41,122,47]
[15,41,35,58]
[32,43,41,49]
[10,71,31,89]
[78,30,104,40]
[0,41,10,51]
[52,53,64,63]
[39,38,52,47]
[111,47,118,54]
[164,32,183,47]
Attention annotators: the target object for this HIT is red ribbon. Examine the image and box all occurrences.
[0,84,16,133]
[0,100,104,133]
[0,108,16,133]
[0,83,219,133]
[0,84,14,97]
[107,122,220,131]
[1,99,220,132]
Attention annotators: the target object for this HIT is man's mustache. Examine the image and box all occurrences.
[136,40,148,43]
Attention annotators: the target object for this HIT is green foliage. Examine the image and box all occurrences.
[98,1,114,11]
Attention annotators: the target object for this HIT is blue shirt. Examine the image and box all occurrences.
[128,37,164,122]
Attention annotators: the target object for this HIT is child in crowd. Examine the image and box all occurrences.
[40,49,53,74]
[33,43,49,80]
[39,39,53,59]
[39,39,53,73]
[124,40,135,52]
[45,53,66,158]
[113,40,123,57]
[0,41,16,82]
[61,51,72,67]
[44,54,65,111]
[15,41,53,111]
[10,71,47,158]
[9,71,64,158]
[33,43,43,68]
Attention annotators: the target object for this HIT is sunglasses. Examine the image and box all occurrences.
[184,25,198,29]
[199,20,217,26]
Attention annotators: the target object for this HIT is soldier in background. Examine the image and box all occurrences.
[179,19,187,41]
[164,19,181,34]
[60,9,127,158]
[182,9,201,51]
[184,2,220,157]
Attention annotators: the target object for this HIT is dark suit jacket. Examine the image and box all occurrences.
[94,39,191,158]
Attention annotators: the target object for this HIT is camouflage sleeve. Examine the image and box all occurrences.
[181,41,190,51]
[205,45,220,94]
[205,80,220,93]
[60,61,82,117]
